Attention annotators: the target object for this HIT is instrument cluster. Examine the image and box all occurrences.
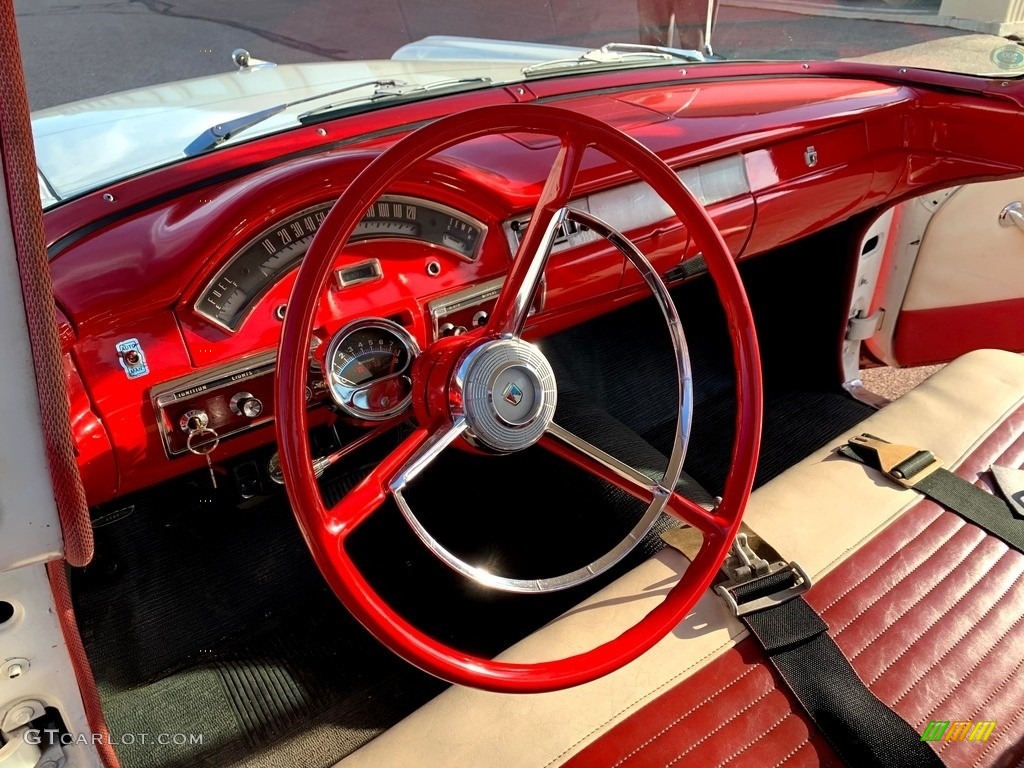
[194,195,487,333]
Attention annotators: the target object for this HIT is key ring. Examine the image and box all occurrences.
[186,427,220,456]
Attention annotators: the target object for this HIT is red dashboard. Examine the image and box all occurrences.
[47,64,1024,506]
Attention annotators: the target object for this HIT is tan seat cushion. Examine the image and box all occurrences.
[339,349,1024,768]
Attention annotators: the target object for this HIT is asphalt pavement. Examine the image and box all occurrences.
[14,0,963,111]
[861,364,944,400]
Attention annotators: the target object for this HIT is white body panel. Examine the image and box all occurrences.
[0,178,62,572]
[866,188,956,366]
[0,564,100,768]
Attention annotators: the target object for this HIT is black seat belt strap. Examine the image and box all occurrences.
[840,434,1024,554]
[735,576,945,768]
[663,528,946,767]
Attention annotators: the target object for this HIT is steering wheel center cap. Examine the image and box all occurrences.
[492,364,542,426]
[455,338,557,452]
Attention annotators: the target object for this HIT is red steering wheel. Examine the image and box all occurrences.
[275,104,762,693]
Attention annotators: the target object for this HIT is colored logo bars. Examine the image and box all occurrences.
[921,721,996,742]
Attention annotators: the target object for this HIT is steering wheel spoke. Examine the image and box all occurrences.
[489,138,584,337]
[539,421,662,504]
[665,490,727,537]
[540,422,724,538]
[388,418,467,494]
[325,424,447,537]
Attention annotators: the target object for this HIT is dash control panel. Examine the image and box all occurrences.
[427,277,543,340]
[152,352,327,457]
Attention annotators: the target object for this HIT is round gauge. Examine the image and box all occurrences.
[324,319,420,420]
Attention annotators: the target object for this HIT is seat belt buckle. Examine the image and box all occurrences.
[714,533,812,616]
[847,434,943,488]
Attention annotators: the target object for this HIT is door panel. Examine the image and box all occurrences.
[890,177,1024,366]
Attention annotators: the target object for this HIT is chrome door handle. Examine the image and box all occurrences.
[999,201,1024,232]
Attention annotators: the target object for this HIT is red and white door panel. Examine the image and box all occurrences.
[867,177,1024,368]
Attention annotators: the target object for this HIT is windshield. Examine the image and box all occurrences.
[16,1,1024,205]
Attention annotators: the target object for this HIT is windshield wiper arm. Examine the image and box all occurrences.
[522,42,705,76]
[603,42,708,61]
[184,79,409,156]
[297,77,492,122]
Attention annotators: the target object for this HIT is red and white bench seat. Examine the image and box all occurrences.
[340,349,1024,768]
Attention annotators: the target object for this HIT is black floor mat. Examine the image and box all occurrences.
[76,487,344,688]
[70,482,445,768]
[666,388,875,494]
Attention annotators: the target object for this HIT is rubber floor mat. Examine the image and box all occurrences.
[70,474,444,768]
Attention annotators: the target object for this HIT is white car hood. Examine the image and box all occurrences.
[32,39,584,207]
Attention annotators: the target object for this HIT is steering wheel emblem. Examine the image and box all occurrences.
[503,381,524,406]
[454,339,557,452]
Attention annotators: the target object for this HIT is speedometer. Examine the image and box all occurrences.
[195,195,487,332]
[324,318,420,421]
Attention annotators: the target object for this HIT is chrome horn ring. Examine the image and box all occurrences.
[390,208,693,594]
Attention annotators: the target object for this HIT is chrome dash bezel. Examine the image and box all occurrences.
[324,317,421,421]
